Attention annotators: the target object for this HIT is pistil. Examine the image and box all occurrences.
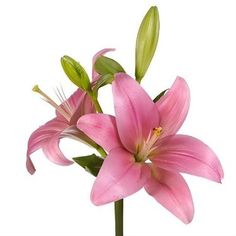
[32,85,71,121]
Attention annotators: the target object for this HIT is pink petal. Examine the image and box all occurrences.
[156,77,190,137]
[145,167,194,224]
[26,118,72,174]
[92,48,115,81]
[56,89,95,123]
[91,147,150,205]
[42,132,73,166]
[152,135,224,182]
[113,73,160,152]
[77,114,122,152]
[69,93,95,125]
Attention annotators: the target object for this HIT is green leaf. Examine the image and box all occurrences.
[153,89,168,102]
[73,154,104,177]
[135,6,160,83]
[94,56,125,75]
[93,74,114,91]
[61,56,90,91]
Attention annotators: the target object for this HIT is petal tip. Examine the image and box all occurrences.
[90,190,103,206]
[26,157,36,175]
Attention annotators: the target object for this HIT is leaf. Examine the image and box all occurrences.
[153,89,168,102]
[135,6,160,83]
[94,56,125,75]
[73,154,104,177]
[61,56,90,91]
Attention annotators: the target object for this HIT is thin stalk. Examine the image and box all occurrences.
[96,145,107,158]
[115,199,123,236]
[88,90,103,113]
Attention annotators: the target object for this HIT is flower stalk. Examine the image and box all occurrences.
[115,199,123,236]
[88,91,103,113]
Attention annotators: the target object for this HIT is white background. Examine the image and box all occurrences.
[0,0,236,235]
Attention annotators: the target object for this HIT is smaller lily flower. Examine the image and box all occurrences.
[27,49,114,174]
[77,73,224,223]
[26,85,96,175]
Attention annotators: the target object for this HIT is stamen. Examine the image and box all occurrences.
[153,127,163,137]
[32,85,71,121]
[59,85,74,115]
[55,86,73,116]
[135,126,162,162]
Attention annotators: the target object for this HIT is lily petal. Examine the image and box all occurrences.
[113,73,160,152]
[77,114,122,152]
[91,147,150,205]
[152,135,224,182]
[156,77,190,137]
[26,119,72,174]
[56,89,95,123]
[42,132,74,166]
[92,48,115,81]
[69,92,95,125]
[145,167,194,224]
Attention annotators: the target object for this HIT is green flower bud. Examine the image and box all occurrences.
[61,56,90,91]
[135,6,160,83]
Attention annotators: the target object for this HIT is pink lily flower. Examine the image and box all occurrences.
[77,73,224,223]
[26,49,114,175]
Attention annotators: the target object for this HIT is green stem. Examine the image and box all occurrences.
[88,90,103,113]
[115,199,123,236]
[96,146,107,158]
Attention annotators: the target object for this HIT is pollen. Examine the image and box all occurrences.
[153,127,162,137]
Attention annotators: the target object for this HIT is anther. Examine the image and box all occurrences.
[153,127,163,137]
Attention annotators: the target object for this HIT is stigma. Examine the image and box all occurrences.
[32,85,72,121]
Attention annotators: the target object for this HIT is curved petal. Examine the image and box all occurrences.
[91,147,151,205]
[145,167,194,224]
[69,93,95,125]
[77,114,122,152]
[113,73,160,152]
[156,77,190,137]
[92,48,115,81]
[56,89,95,123]
[26,118,72,174]
[42,132,74,166]
[152,135,224,182]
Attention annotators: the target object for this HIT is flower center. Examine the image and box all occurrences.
[135,126,162,162]
[32,85,72,121]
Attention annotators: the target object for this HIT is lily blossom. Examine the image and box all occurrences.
[26,49,114,175]
[77,73,224,223]
[26,86,96,175]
